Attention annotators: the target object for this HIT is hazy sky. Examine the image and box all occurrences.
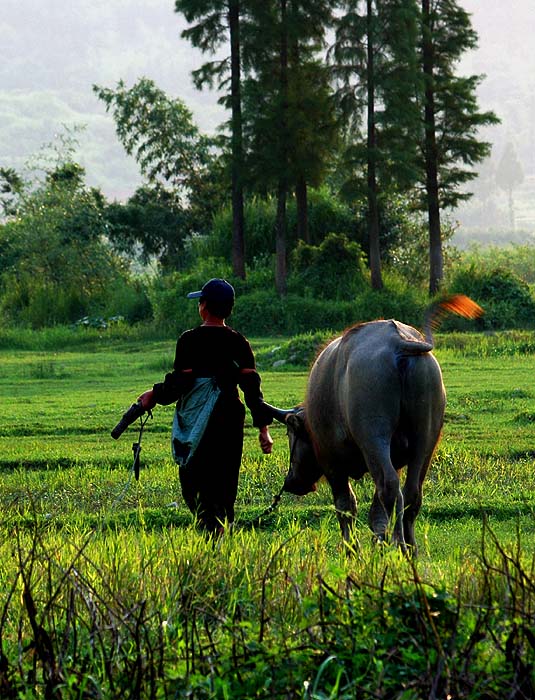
[2,0,534,221]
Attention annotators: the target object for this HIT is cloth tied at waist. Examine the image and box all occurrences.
[172,376,221,468]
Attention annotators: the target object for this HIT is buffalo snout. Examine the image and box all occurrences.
[283,472,318,496]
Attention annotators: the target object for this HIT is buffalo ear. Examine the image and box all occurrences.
[286,411,305,432]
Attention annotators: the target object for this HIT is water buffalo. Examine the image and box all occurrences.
[267,295,482,554]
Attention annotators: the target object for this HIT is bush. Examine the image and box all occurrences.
[148,263,428,337]
[0,165,129,328]
[102,278,153,323]
[205,188,357,266]
[255,330,334,370]
[459,243,535,284]
[206,197,276,265]
[448,265,535,329]
[288,233,367,300]
[148,259,234,331]
[231,291,358,335]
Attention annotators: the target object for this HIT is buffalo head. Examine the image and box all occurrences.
[266,404,323,496]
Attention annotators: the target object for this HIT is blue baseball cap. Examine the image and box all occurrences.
[187,278,235,306]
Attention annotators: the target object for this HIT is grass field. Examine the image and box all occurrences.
[2,329,535,698]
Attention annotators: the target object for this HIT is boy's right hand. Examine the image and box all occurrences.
[259,426,273,454]
[138,389,156,411]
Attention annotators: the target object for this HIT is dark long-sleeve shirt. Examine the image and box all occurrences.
[152,325,272,428]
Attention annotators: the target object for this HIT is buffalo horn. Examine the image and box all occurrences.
[264,403,295,423]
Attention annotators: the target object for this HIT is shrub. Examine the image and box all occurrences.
[101,277,153,323]
[148,264,428,337]
[231,291,358,336]
[205,188,357,266]
[205,197,276,265]
[460,243,535,285]
[0,165,128,328]
[288,233,367,300]
[448,265,535,329]
[148,260,234,331]
[255,330,334,370]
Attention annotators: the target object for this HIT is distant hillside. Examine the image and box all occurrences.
[1,0,223,199]
[2,0,534,238]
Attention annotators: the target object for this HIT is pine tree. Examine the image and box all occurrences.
[496,141,524,233]
[243,0,338,293]
[175,0,248,279]
[331,0,420,290]
[419,0,499,294]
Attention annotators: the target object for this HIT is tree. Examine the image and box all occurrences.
[0,163,123,327]
[243,0,339,293]
[496,141,524,232]
[93,78,220,244]
[419,0,499,294]
[289,61,339,245]
[175,0,248,279]
[0,168,25,218]
[104,185,191,268]
[331,0,421,290]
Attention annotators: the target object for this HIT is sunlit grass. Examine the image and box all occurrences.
[3,331,535,696]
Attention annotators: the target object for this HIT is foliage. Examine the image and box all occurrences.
[255,330,334,370]
[104,185,192,269]
[448,265,535,330]
[0,167,25,217]
[330,0,422,289]
[148,267,427,336]
[205,188,357,266]
[103,276,153,324]
[459,243,535,285]
[0,164,130,328]
[289,232,367,300]
[418,0,500,211]
[241,1,339,193]
[331,0,421,193]
[231,290,352,336]
[1,332,535,697]
[93,78,225,240]
[147,260,234,331]
[94,78,209,195]
[383,205,460,286]
[288,186,357,248]
[207,196,276,264]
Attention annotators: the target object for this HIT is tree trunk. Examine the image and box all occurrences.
[275,0,289,295]
[422,0,443,296]
[367,0,383,290]
[295,175,309,243]
[229,0,246,279]
[276,180,287,294]
[507,186,515,232]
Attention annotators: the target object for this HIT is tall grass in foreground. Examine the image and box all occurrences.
[3,330,535,697]
[0,518,533,699]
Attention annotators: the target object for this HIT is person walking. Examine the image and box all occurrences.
[138,278,273,536]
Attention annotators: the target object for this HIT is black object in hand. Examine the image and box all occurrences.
[111,400,145,440]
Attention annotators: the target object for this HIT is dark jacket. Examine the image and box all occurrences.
[152,325,272,428]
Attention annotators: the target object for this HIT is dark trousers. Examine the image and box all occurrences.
[179,397,245,533]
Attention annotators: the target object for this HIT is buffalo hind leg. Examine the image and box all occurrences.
[366,458,406,552]
[328,476,358,545]
[403,451,434,555]
[368,469,406,552]
[368,488,405,552]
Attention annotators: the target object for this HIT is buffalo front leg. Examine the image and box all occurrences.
[328,476,358,544]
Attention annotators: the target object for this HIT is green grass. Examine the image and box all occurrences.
[2,331,535,697]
